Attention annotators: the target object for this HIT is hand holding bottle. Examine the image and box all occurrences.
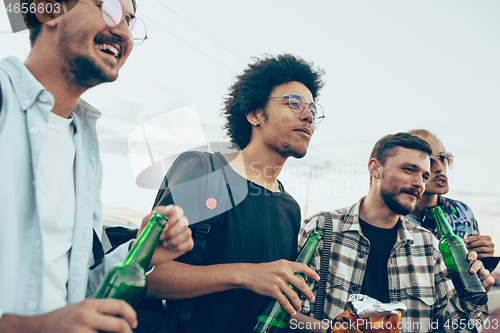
[95,207,193,308]
[432,206,493,303]
[136,205,194,266]
[240,260,320,316]
[253,230,322,332]
[442,250,495,294]
[463,235,495,258]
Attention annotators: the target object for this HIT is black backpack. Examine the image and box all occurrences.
[135,151,241,333]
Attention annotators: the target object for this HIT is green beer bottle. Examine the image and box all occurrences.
[431,206,486,302]
[94,212,168,308]
[253,230,322,333]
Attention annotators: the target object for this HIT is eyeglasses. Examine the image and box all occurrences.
[98,0,148,45]
[268,92,325,124]
[430,152,454,167]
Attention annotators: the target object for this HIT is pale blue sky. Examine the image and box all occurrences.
[1,0,499,248]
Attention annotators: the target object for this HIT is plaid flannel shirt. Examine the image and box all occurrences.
[299,198,488,333]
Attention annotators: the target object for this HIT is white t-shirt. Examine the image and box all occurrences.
[35,112,76,313]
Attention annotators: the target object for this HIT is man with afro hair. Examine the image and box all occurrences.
[145,53,325,333]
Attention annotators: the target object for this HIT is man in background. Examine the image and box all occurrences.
[407,129,495,264]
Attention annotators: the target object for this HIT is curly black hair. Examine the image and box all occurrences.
[222,54,325,150]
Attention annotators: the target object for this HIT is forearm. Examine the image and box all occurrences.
[145,260,247,299]
[0,314,39,333]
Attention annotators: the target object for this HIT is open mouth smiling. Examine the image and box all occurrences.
[96,43,122,58]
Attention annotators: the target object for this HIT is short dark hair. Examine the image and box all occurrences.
[369,132,432,186]
[222,54,325,150]
[22,0,137,47]
[370,132,432,165]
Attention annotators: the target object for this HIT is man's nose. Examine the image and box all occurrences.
[109,18,132,43]
[300,104,314,124]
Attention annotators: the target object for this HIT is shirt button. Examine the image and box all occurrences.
[29,127,39,135]
[359,253,365,258]
[28,301,37,310]
[39,94,48,103]
[34,240,41,248]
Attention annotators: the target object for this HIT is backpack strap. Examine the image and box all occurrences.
[213,151,235,208]
[185,152,217,268]
[89,229,105,270]
[314,211,333,320]
[177,151,234,321]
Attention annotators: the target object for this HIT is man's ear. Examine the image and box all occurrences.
[246,110,260,126]
[368,158,381,179]
[33,0,66,27]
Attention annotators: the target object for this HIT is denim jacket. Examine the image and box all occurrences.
[0,56,128,318]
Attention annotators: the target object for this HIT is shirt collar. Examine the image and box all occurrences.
[1,56,46,111]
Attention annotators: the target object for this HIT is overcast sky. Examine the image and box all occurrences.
[1,0,499,248]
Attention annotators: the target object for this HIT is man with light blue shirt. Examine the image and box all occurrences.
[0,0,193,332]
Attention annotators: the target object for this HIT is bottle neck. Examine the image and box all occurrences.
[296,231,321,265]
[123,213,167,269]
[431,206,454,238]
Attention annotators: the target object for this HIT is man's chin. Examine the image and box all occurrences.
[70,56,119,88]
[289,150,307,159]
[386,198,414,216]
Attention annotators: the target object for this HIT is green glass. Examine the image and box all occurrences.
[253,230,322,333]
[94,212,168,308]
[431,206,486,302]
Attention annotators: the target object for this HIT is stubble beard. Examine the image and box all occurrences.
[59,28,119,89]
[281,140,307,159]
[380,180,415,216]
[74,56,118,88]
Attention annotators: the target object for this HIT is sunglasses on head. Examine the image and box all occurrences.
[430,152,454,167]
[98,0,147,45]
[268,92,325,124]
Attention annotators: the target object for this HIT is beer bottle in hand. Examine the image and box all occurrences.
[431,206,486,303]
[94,212,168,308]
[253,230,322,333]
